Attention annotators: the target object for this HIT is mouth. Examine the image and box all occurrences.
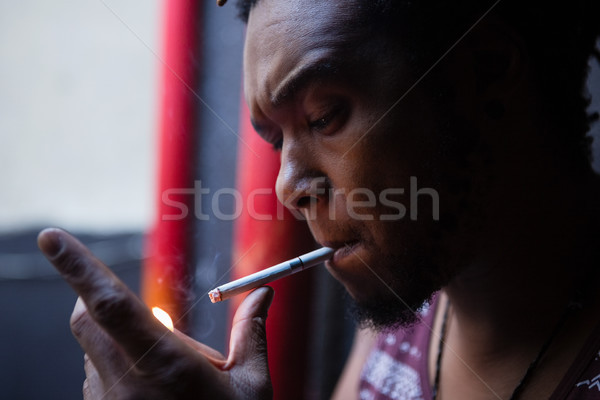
[320,240,361,267]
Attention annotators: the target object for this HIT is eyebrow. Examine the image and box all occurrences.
[270,57,340,108]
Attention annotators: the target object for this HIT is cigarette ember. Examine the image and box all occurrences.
[208,247,335,303]
[208,289,222,303]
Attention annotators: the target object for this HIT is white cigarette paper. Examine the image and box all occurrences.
[208,247,335,303]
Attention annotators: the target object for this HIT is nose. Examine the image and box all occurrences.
[275,140,328,216]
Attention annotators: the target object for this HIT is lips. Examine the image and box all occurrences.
[319,240,361,267]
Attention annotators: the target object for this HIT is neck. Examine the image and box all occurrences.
[446,172,600,358]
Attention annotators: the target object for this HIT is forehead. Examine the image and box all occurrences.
[246,0,362,37]
[243,0,369,108]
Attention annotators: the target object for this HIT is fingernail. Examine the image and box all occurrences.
[37,228,64,258]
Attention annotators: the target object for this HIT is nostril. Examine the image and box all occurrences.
[296,196,317,209]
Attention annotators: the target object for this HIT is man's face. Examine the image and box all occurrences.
[244,0,484,328]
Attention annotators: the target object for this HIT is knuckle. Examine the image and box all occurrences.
[55,250,102,289]
[56,250,86,280]
[89,290,133,327]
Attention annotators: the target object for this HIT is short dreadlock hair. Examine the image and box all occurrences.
[236,0,600,172]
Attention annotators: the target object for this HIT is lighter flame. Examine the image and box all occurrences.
[152,307,174,332]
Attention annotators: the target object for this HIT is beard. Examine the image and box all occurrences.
[339,80,486,332]
[345,290,433,331]
[342,242,455,332]
[347,97,486,331]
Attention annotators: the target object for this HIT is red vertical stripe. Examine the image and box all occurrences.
[142,0,200,332]
[231,100,317,399]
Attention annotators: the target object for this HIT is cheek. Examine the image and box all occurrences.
[320,94,449,222]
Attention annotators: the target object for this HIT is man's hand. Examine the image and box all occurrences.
[38,228,274,400]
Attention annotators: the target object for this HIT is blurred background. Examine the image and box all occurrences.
[0,1,248,398]
[1,1,161,399]
[0,1,353,399]
[0,1,599,399]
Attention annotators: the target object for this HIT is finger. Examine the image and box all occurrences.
[38,228,170,363]
[71,297,130,381]
[226,286,274,370]
[172,329,227,369]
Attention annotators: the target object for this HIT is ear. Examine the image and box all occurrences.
[465,18,528,101]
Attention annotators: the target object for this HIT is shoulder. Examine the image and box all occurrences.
[332,328,379,400]
[551,299,600,399]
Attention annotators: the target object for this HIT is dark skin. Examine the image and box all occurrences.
[246,2,600,398]
[38,228,274,399]
[39,0,600,398]
[245,0,470,325]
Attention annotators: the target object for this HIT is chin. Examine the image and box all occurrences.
[337,249,449,332]
[344,284,437,332]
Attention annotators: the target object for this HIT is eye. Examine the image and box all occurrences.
[308,109,336,131]
[309,115,331,131]
[307,103,348,135]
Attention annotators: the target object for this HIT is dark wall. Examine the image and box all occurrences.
[0,231,143,400]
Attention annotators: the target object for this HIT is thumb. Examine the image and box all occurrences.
[225,286,274,371]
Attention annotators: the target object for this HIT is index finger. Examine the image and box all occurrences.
[38,228,169,362]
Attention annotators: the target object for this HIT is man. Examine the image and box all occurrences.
[38,0,600,398]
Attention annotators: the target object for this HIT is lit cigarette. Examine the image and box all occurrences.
[208,247,335,303]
